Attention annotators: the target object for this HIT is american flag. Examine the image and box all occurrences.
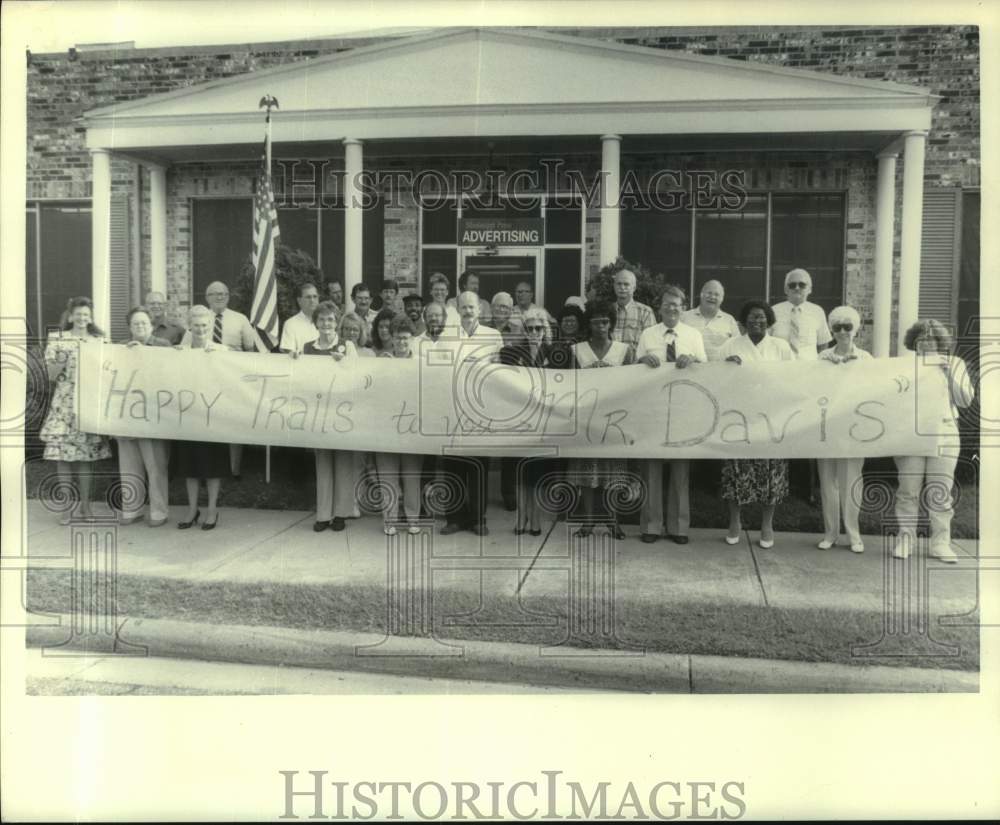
[250,166,281,351]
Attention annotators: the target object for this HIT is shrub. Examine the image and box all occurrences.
[587,257,679,310]
[231,244,325,322]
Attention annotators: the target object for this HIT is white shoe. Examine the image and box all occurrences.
[408,524,421,535]
[758,538,774,549]
[383,525,397,536]
[850,543,865,554]
[817,538,835,550]
[892,538,910,559]
[930,544,958,563]
[724,534,741,545]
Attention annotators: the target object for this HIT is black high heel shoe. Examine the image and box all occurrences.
[201,513,219,531]
[177,510,201,529]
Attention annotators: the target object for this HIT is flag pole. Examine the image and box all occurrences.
[260,94,278,484]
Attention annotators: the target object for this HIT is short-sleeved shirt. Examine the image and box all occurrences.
[718,334,793,364]
[680,307,741,361]
[279,311,319,353]
[180,307,255,351]
[634,321,707,364]
[447,296,493,326]
[611,299,656,349]
[770,301,832,360]
[151,319,185,345]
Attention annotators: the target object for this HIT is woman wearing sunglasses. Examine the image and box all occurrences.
[816,306,872,554]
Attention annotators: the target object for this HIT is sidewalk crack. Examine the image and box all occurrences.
[747,532,770,607]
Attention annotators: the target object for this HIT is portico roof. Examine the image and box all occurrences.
[83,27,937,156]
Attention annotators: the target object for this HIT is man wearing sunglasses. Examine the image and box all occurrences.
[770,268,832,360]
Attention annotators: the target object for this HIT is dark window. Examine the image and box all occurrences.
[770,193,845,314]
[36,204,93,332]
[421,198,458,245]
[957,190,979,342]
[320,200,384,290]
[420,249,457,297]
[695,195,767,316]
[192,198,252,301]
[26,208,39,336]
[545,201,582,244]
[277,207,319,262]
[544,249,582,316]
[621,204,692,286]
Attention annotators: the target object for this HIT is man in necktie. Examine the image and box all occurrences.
[635,286,707,544]
[770,269,832,361]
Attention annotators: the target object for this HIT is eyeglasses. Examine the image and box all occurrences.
[787,282,808,290]
[524,324,546,331]
[831,323,854,332]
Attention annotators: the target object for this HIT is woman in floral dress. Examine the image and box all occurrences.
[717,300,794,548]
[569,301,634,538]
[41,296,112,523]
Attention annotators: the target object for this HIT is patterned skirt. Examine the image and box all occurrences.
[720,459,789,506]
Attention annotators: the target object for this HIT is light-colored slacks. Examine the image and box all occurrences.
[817,457,865,545]
[117,437,170,520]
[640,459,690,536]
[315,448,362,521]
[375,452,424,522]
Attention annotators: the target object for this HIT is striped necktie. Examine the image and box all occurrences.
[213,312,224,344]
[789,306,802,354]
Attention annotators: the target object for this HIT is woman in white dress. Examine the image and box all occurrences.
[568,301,634,538]
[816,305,872,554]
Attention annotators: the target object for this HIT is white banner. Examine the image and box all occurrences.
[76,342,954,458]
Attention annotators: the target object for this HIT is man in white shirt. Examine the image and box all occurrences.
[181,281,256,351]
[446,271,492,326]
[635,286,707,544]
[681,279,740,361]
[440,291,502,537]
[279,281,320,353]
[770,268,832,360]
[611,268,656,350]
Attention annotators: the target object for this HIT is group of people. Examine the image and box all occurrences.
[40,265,974,563]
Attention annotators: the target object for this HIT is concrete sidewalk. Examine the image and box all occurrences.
[22,499,981,686]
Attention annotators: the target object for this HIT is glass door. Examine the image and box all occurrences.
[458,248,542,306]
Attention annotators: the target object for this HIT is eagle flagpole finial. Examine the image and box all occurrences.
[259,94,279,113]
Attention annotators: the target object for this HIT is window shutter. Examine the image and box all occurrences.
[918,189,961,326]
[109,194,131,342]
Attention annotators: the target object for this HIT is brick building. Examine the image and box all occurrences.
[26,26,979,351]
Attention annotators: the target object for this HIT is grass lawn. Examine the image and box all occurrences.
[26,569,979,672]
[23,447,979,538]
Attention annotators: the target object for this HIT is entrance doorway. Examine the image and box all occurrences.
[458,248,541,305]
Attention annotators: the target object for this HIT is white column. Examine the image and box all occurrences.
[872,151,897,358]
[148,163,168,296]
[600,134,622,267]
[90,149,112,330]
[897,130,927,354]
[343,139,364,300]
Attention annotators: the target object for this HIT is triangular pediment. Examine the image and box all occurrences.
[85,27,934,123]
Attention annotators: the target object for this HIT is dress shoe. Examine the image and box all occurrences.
[640,533,658,543]
[201,514,219,531]
[667,534,689,545]
[177,510,201,529]
[930,543,958,563]
[817,538,835,550]
[503,499,517,512]
[575,526,593,538]
[724,534,741,545]
[119,514,144,526]
[439,522,463,535]
[609,525,625,540]
[313,520,331,532]
[331,517,346,532]
[850,543,865,554]
[529,528,542,537]
[383,524,397,536]
[147,517,168,528]
[758,537,774,549]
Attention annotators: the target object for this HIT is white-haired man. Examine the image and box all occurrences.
[770,268,832,360]
[610,268,656,350]
[681,279,740,361]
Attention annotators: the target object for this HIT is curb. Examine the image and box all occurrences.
[26,615,979,694]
